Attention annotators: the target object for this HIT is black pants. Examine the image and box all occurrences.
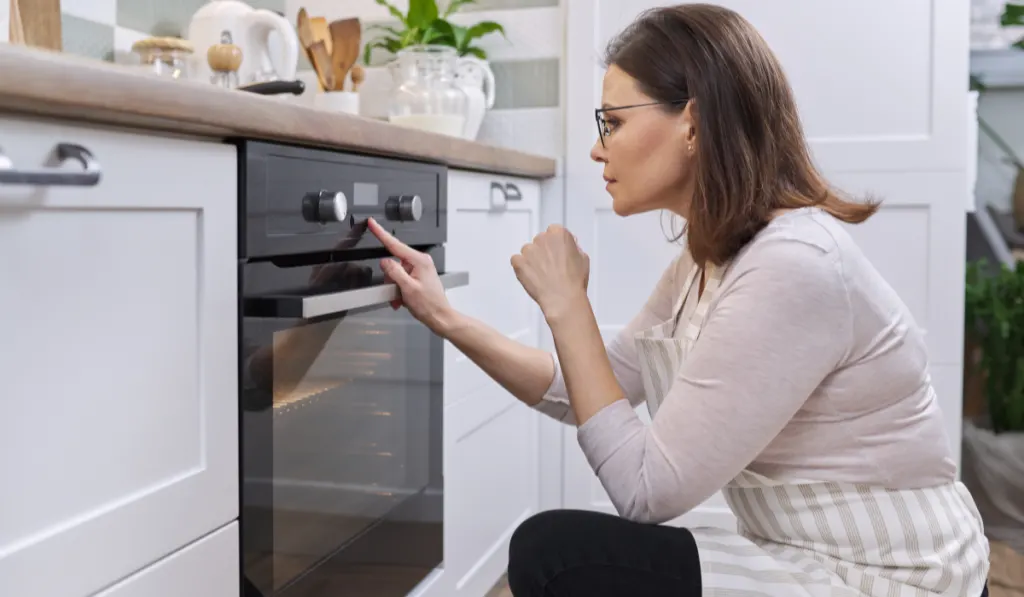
[507,509,990,597]
[507,509,702,596]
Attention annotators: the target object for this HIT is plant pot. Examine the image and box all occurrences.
[961,417,1024,552]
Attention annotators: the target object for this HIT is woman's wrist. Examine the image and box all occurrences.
[543,290,591,328]
[428,305,464,338]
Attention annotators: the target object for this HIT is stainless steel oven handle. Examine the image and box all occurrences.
[302,271,470,319]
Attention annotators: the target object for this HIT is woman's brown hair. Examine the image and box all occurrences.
[605,3,879,266]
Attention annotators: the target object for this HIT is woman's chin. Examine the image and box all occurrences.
[611,194,633,217]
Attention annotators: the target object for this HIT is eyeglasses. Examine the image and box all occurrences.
[595,99,689,147]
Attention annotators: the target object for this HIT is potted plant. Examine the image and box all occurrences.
[962,259,1024,552]
[362,0,506,64]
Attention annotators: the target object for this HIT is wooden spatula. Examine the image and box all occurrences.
[328,18,361,91]
[310,16,333,56]
[307,40,336,91]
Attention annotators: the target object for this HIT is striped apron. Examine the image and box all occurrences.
[635,262,991,596]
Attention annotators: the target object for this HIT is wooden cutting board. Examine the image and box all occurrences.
[10,0,62,51]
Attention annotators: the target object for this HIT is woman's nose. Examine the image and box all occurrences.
[590,138,607,163]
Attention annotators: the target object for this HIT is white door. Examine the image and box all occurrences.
[424,171,544,597]
[0,116,239,596]
[563,0,969,523]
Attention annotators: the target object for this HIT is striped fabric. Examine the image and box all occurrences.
[634,262,991,596]
[635,262,723,418]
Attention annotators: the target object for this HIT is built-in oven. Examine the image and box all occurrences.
[237,142,466,597]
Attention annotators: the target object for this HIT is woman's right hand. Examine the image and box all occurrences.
[367,217,456,335]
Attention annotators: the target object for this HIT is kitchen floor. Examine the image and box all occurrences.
[485,574,512,597]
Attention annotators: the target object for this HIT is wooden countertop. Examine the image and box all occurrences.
[0,44,557,179]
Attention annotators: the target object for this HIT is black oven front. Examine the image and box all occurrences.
[237,142,463,597]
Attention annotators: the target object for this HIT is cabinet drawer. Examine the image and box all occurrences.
[96,523,239,597]
[0,115,238,597]
[447,169,540,214]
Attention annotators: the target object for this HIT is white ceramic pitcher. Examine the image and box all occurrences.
[454,56,496,140]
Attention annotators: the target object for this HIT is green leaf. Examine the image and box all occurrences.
[461,45,487,60]
[464,21,505,43]
[407,0,439,28]
[443,0,476,18]
[1003,3,1024,26]
[373,0,408,25]
[401,26,422,46]
[365,24,405,37]
[423,19,456,45]
[362,38,404,64]
[448,23,470,52]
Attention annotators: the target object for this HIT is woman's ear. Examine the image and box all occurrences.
[680,100,698,154]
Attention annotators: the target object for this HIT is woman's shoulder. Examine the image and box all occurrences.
[734,209,847,272]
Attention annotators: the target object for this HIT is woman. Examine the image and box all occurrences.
[366,4,990,596]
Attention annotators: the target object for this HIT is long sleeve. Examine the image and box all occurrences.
[533,254,686,424]
[575,238,852,523]
[532,254,684,428]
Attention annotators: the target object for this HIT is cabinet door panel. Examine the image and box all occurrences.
[0,117,238,597]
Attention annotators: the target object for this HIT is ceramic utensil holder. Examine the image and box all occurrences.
[314,90,360,115]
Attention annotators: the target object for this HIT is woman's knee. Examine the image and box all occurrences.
[507,509,613,595]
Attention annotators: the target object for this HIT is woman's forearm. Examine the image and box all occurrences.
[438,309,556,406]
[545,292,625,425]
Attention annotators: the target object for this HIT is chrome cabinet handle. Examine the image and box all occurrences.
[490,181,508,212]
[505,182,522,201]
[0,143,101,187]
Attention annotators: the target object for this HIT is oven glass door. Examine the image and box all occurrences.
[240,248,457,597]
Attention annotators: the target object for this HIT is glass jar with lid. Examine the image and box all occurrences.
[387,45,469,138]
[131,37,194,80]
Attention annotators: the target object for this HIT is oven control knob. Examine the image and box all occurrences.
[302,190,348,223]
[385,195,423,222]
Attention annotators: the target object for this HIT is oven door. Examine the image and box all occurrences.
[240,247,464,597]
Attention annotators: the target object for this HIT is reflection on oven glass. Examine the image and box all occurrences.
[243,302,437,594]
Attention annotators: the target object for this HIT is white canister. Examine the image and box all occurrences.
[314,90,360,115]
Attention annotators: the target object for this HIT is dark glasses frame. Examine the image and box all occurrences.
[595,99,690,147]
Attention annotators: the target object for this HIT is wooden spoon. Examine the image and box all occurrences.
[328,18,361,92]
[349,64,365,93]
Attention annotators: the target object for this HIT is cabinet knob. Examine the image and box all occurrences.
[385,195,423,222]
[302,190,348,223]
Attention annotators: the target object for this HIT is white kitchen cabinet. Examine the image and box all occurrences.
[0,116,238,596]
[95,523,239,597]
[434,170,543,597]
[562,0,969,526]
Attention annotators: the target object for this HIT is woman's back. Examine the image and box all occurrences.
[714,207,957,486]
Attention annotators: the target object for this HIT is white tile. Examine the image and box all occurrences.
[112,26,149,64]
[476,107,563,157]
[62,0,117,27]
[448,7,563,61]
